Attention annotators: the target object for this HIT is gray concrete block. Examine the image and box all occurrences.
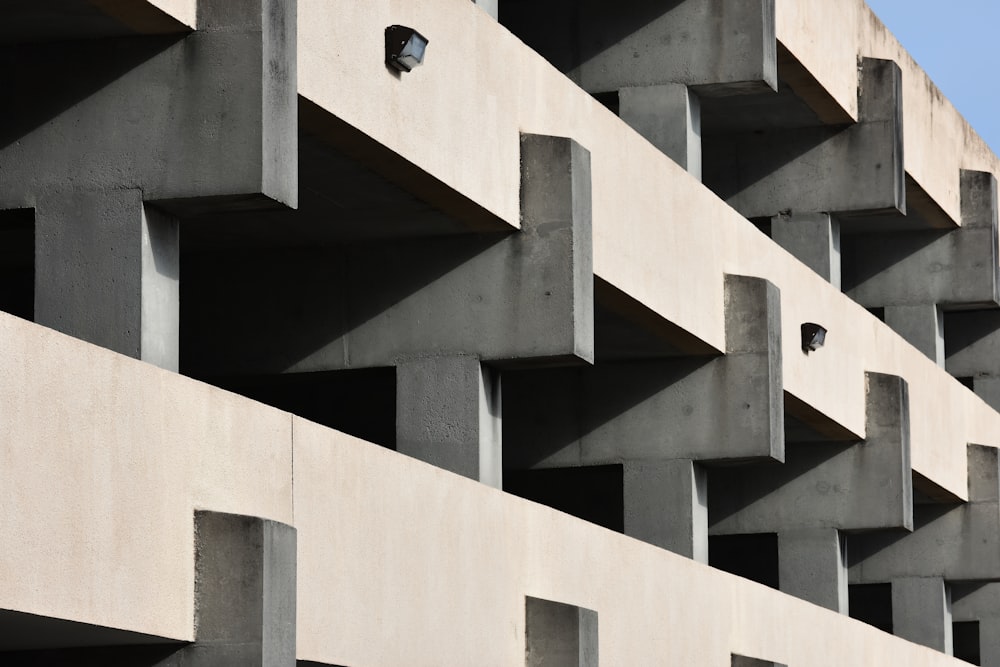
[502,274,783,468]
[704,59,903,219]
[619,84,702,179]
[771,213,841,288]
[851,445,1000,583]
[0,0,297,210]
[845,170,999,309]
[182,133,594,375]
[472,0,498,19]
[34,191,179,368]
[778,529,848,613]
[891,577,953,654]
[573,0,777,94]
[525,597,598,667]
[946,309,1000,379]
[709,372,912,533]
[396,356,502,486]
[884,304,944,366]
[623,459,708,562]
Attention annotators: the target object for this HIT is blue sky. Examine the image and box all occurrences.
[865,0,1000,153]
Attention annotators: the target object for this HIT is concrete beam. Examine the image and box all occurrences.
[771,213,841,288]
[851,445,1000,583]
[525,597,599,667]
[0,0,296,366]
[845,170,999,309]
[703,58,904,219]
[709,372,912,535]
[503,274,783,469]
[396,356,502,487]
[182,133,594,375]
[619,84,702,180]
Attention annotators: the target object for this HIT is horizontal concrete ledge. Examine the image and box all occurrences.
[299,97,511,234]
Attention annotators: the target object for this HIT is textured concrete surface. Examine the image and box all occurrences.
[525,597,598,667]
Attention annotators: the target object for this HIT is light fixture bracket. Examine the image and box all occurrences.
[386,25,429,73]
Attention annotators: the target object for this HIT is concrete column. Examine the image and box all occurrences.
[623,459,708,563]
[34,190,179,370]
[187,510,297,667]
[472,0,498,19]
[619,84,702,180]
[884,304,944,366]
[771,213,841,288]
[396,356,502,487]
[973,376,1000,414]
[981,617,1000,667]
[778,529,847,613]
[525,597,598,667]
[892,577,952,654]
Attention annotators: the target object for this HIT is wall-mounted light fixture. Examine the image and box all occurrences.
[801,323,827,353]
[386,25,429,73]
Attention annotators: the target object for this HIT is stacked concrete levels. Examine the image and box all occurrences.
[3,0,1000,665]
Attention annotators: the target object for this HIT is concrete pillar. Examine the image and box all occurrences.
[34,190,180,370]
[472,0,498,19]
[884,304,944,366]
[973,376,1000,414]
[525,597,598,667]
[619,84,702,180]
[778,529,847,613]
[188,510,297,667]
[771,213,841,288]
[981,617,1000,667]
[396,356,502,487]
[623,459,708,563]
[892,577,952,654]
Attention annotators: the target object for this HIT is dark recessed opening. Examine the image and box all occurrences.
[957,376,975,391]
[0,208,34,321]
[592,91,620,116]
[213,368,397,449]
[867,307,886,323]
[708,533,779,589]
[504,465,624,533]
[953,621,981,666]
[848,583,893,634]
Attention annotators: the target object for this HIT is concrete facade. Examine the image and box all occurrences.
[3,0,1000,665]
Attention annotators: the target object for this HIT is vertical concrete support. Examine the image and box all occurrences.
[981,617,1000,667]
[34,190,179,369]
[891,577,952,655]
[771,213,841,288]
[472,0,498,19]
[884,304,944,366]
[396,356,502,487]
[189,510,297,667]
[778,529,847,613]
[525,597,598,667]
[623,459,708,563]
[619,84,702,180]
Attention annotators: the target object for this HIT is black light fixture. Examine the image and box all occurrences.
[385,25,429,73]
[801,323,827,353]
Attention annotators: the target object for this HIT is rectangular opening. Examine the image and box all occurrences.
[504,465,624,533]
[709,533,779,589]
[848,583,893,633]
[953,621,981,666]
[0,208,34,321]
[213,368,397,449]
